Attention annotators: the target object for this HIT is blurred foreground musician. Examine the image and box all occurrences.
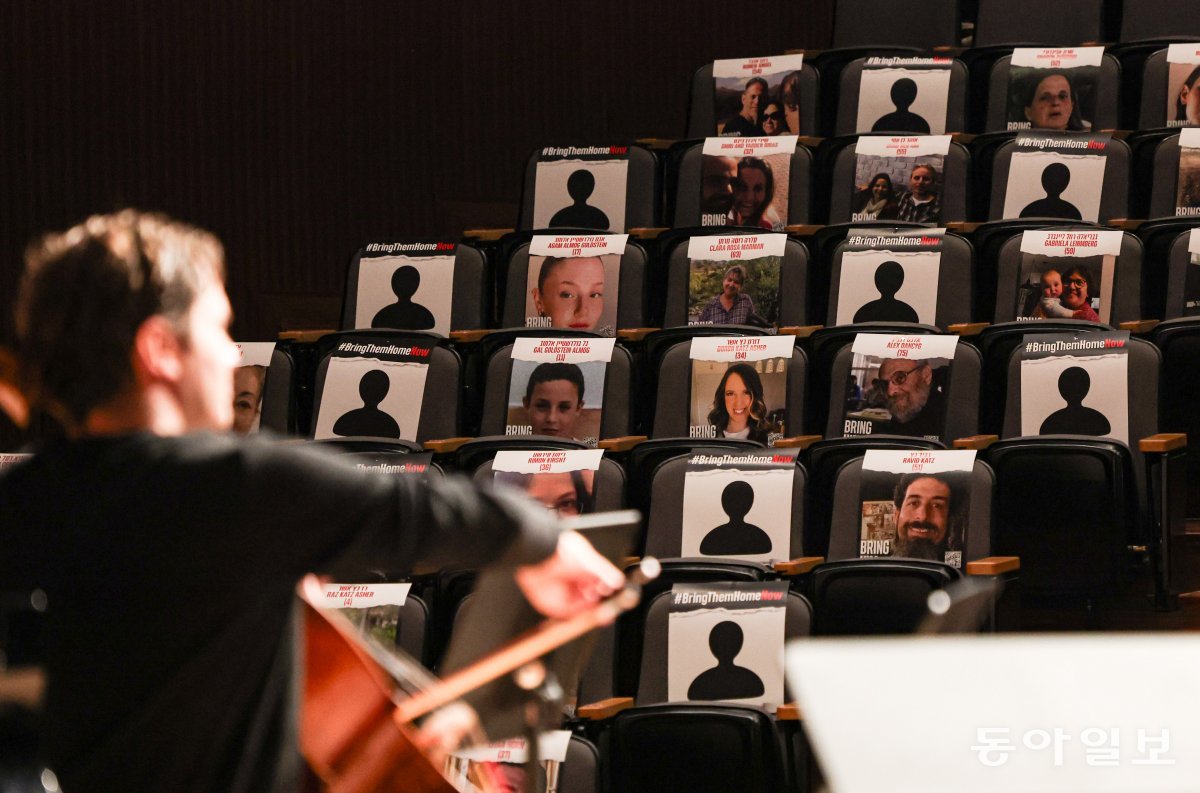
[0,211,623,792]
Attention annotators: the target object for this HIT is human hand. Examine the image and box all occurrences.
[413,701,479,767]
[513,531,624,619]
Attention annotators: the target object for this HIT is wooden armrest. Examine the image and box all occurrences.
[1118,319,1160,334]
[628,227,668,240]
[0,667,45,709]
[1140,433,1187,453]
[577,697,634,720]
[422,437,473,454]
[1110,219,1144,231]
[0,347,28,429]
[618,327,660,342]
[772,435,822,450]
[948,322,989,337]
[796,136,824,149]
[598,435,648,453]
[776,703,802,721]
[945,221,981,234]
[966,556,1020,576]
[277,329,336,343]
[773,556,824,575]
[633,138,676,151]
[621,556,642,569]
[951,132,976,145]
[462,228,514,242]
[783,224,823,236]
[779,325,823,339]
[449,329,491,343]
[953,434,999,450]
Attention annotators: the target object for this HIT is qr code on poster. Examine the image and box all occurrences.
[944,551,962,569]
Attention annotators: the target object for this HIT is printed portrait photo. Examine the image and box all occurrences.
[844,353,951,442]
[689,356,788,445]
[688,255,781,329]
[524,252,621,336]
[713,56,805,137]
[700,150,791,231]
[1014,253,1111,323]
[851,152,945,224]
[1006,66,1099,132]
[505,359,607,447]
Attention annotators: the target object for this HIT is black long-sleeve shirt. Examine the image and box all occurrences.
[0,432,559,793]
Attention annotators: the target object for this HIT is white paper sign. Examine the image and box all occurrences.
[319,583,411,608]
[836,249,941,325]
[854,134,953,157]
[510,337,616,364]
[1011,47,1105,69]
[1020,229,1123,257]
[236,342,275,367]
[850,333,958,360]
[702,135,799,157]
[689,335,795,362]
[686,232,788,261]
[355,254,455,335]
[492,449,605,475]
[713,53,805,79]
[529,233,628,257]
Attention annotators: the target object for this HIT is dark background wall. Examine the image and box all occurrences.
[0,2,833,343]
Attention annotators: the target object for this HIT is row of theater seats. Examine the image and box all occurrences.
[691,42,1200,139]
[300,441,1012,793]
[498,126,1197,230]
[335,223,1200,338]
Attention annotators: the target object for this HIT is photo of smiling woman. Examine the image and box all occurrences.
[728,157,781,230]
[493,469,596,517]
[707,363,771,443]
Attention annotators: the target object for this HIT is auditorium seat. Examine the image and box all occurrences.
[986,333,1185,605]
[660,231,812,330]
[498,234,650,335]
[984,51,1122,134]
[834,56,969,136]
[687,57,820,139]
[309,330,461,446]
[518,143,660,232]
[832,0,960,50]
[650,334,807,444]
[973,0,1104,47]
[1119,0,1200,44]
[808,452,1011,634]
[823,333,981,443]
[669,139,814,228]
[800,436,945,558]
[825,135,972,225]
[987,134,1130,222]
[581,586,813,793]
[824,228,975,330]
[340,241,490,334]
[234,341,296,435]
[478,335,634,444]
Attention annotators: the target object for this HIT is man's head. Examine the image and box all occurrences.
[701,155,738,213]
[16,210,234,434]
[740,78,768,121]
[876,358,933,424]
[892,472,958,559]
[908,164,937,199]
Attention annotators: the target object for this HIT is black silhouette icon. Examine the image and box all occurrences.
[332,370,402,439]
[871,78,931,133]
[1038,366,1111,436]
[1019,163,1083,220]
[548,169,611,229]
[853,260,921,322]
[371,266,437,330]
[687,621,766,701]
[700,481,773,555]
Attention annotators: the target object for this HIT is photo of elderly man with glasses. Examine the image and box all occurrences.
[845,354,950,441]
